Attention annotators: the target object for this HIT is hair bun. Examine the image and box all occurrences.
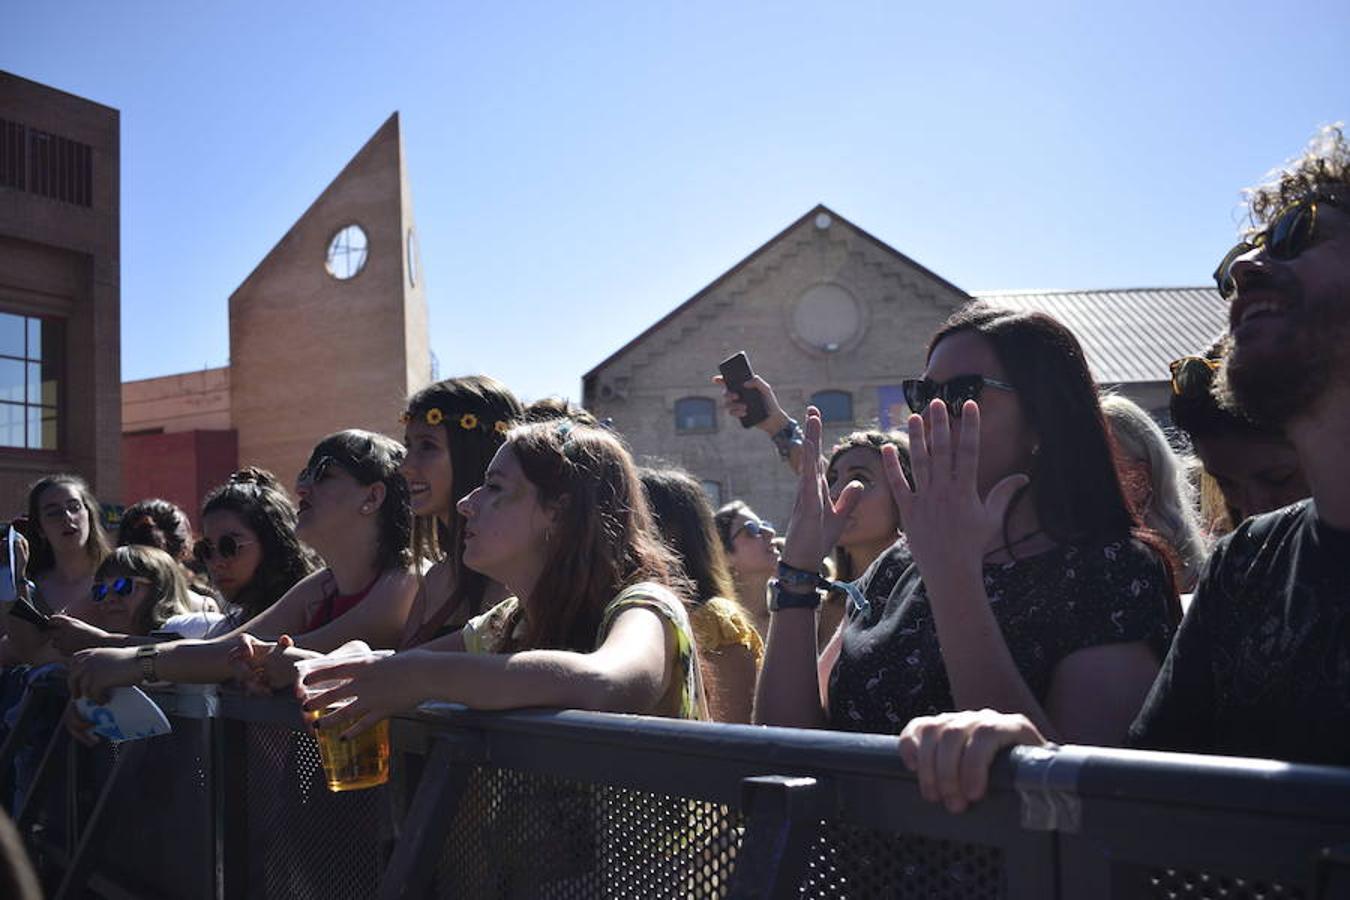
[229,467,281,491]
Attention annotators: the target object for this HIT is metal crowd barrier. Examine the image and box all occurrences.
[4,683,1350,899]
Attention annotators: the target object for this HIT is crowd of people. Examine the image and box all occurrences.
[0,125,1344,872]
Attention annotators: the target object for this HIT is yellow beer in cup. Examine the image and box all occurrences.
[295,651,393,792]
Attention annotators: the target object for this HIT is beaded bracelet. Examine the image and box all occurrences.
[770,418,804,460]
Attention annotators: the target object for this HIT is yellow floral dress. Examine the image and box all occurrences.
[461,582,707,720]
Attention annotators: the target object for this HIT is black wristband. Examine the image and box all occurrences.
[776,560,822,591]
[768,582,821,612]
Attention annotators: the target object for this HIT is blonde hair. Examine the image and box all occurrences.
[1100,394,1208,587]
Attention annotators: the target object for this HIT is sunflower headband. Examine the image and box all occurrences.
[401,408,511,435]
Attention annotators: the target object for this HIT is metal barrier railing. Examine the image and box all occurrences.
[5,683,1350,899]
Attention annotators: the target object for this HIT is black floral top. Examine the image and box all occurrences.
[827,535,1175,734]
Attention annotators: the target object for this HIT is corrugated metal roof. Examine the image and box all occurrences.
[971,288,1230,385]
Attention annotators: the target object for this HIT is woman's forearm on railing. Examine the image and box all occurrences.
[753,607,828,728]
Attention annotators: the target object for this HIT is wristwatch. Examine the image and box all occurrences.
[136,644,160,683]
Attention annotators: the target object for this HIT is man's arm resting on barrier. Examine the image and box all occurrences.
[898,710,1049,813]
[301,606,677,739]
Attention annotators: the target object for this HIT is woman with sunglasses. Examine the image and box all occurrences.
[116,497,219,613]
[52,468,319,651]
[66,430,419,703]
[81,546,195,639]
[289,419,706,736]
[1169,340,1309,533]
[714,501,779,640]
[757,303,1178,752]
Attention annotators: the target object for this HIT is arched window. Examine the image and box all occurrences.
[810,390,853,424]
[674,397,717,434]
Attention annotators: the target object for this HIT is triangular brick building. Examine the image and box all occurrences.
[123,114,430,515]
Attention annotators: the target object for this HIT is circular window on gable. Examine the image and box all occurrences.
[791,283,862,353]
[326,224,369,280]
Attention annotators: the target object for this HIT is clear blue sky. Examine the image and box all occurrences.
[4,2,1347,401]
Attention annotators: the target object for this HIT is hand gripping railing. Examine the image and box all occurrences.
[7,684,1350,899]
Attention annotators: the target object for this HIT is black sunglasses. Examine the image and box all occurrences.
[1168,355,1222,400]
[902,375,1015,416]
[195,534,256,563]
[91,576,150,603]
[732,519,775,541]
[1213,195,1342,300]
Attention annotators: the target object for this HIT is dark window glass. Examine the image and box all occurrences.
[0,313,61,450]
[811,390,854,424]
[674,397,717,433]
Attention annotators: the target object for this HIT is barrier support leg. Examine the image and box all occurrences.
[727,775,829,900]
[52,739,150,900]
[0,689,41,808]
[14,725,69,832]
[376,733,485,900]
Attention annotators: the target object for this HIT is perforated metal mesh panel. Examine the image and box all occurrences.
[99,721,215,898]
[244,722,390,899]
[1137,867,1306,899]
[435,766,744,898]
[799,820,1005,899]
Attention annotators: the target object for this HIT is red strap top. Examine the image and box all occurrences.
[305,573,379,633]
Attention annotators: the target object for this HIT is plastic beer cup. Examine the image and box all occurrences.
[295,651,393,792]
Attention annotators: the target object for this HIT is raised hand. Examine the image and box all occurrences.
[712,373,789,433]
[882,400,1028,578]
[782,407,864,571]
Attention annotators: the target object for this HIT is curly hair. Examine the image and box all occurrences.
[118,498,194,563]
[201,467,318,621]
[1243,123,1350,233]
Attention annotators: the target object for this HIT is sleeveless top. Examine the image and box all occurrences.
[462,583,707,720]
[304,572,379,632]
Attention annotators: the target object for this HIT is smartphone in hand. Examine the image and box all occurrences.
[718,351,769,428]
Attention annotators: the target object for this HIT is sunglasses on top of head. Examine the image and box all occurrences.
[732,519,775,541]
[90,576,152,602]
[296,456,340,488]
[901,374,1015,416]
[1213,194,1344,300]
[194,534,257,563]
[1168,355,1222,400]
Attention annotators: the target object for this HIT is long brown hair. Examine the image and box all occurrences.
[639,467,737,605]
[508,421,687,651]
[25,474,111,576]
[930,303,1182,620]
[404,375,523,622]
